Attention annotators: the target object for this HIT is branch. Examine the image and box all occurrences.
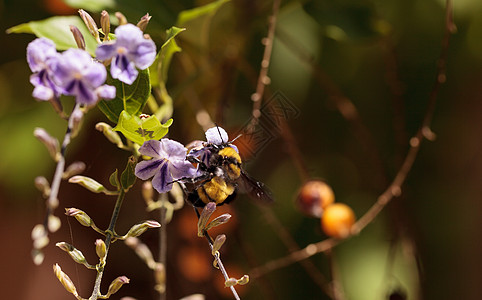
[249,0,281,128]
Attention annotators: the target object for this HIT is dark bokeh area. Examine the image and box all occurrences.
[1,0,482,299]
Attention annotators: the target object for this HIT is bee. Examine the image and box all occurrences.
[182,126,273,208]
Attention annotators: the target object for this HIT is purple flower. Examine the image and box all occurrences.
[95,24,156,85]
[53,49,115,106]
[26,38,62,101]
[135,139,196,193]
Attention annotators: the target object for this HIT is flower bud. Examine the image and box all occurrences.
[95,122,124,148]
[212,234,226,255]
[78,9,100,42]
[95,239,107,259]
[170,182,185,210]
[63,161,86,179]
[32,249,45,265]
[65,208,93,227]
[32,224,49,249]
[56,242,87,265]
[125,220,161,238]
[296,180,335,218]
[154,263,166,293]
[69,175,106,194]
[237,275,249,285]
[100,10,110,41]
[179,295,205,300]
[34,127,60,162]
[70,105,84,136]
[197,202,216,237]
[53,263,79,297]
[107,276,130,296]
[48,215,61,233]
[34,176,51,198]
[205,213,231,232]
[69,25,85,50]
[136,13,151,32]
[124,237,156,269]
[31,224,46,240]
[224,278,238,288]
[115,12,128,25]
[142,181,154,202]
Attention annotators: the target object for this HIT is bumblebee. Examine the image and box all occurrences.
[183,127,273,207]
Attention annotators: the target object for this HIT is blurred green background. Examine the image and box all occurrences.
[1,0,482,299]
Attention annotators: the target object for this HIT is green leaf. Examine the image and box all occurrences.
[97,68,151,123]
[64,0,115,12]
[121,156,137,191]
[109,169,120,189]
[150,26,186,87]
[113,110,172,145]
[177,0,230,26]
[7,16,98,56]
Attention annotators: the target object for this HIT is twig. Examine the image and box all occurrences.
[90,189,126,300]
[249,0,281,128]
[159,196,168,300]
[32,103,80,265]
[203,230,241,300]
[249,0,454,278]
[258,205,334,297]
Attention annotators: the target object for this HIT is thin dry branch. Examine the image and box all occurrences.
[249,0,281,129]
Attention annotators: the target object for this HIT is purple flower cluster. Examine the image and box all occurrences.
[27,24,157,105]
[27,38,115,106]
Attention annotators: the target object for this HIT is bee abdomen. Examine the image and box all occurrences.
[198,176,235,205]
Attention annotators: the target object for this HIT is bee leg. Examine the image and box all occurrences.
[193,206,201,219]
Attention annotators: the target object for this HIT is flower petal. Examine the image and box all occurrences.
[32,84,54,101]
[135,158,163,180]
[139,140,162,158]
[111,55,138,85]
[151,161,173,193]
[27,38,58,72]
[115,24,145,47]
[96,84,116,100]
[82,62,107,88]
[169,159,197,180]
[61,80,97,105]
[95,43,117,61]
[159,138,188,159]
[131,40,156,69]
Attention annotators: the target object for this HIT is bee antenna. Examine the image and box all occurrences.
[230,134,242,143]
[214,123,225,144]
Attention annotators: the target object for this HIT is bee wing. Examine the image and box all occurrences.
[238,170,274,204]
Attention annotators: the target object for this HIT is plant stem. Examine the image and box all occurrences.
[203,231,241,300]
[90,189,126,300]
[159,198,167,300]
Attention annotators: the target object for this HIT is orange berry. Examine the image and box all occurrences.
[321,203,355,239]
[296,180,335,218]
